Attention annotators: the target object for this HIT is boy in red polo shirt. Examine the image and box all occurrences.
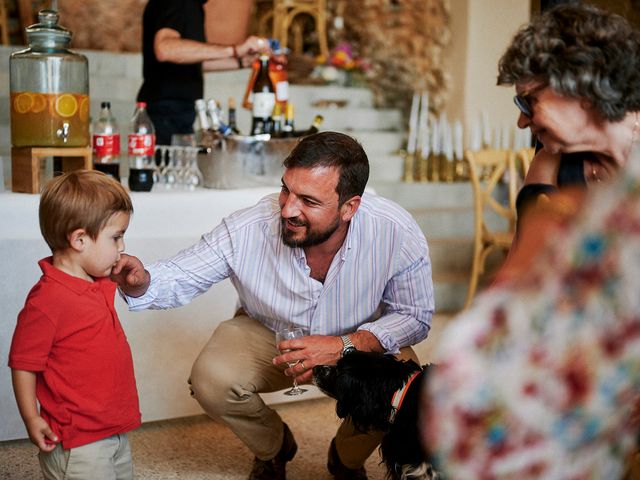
[9,170,141,480]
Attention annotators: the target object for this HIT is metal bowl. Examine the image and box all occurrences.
[197,135,300,189]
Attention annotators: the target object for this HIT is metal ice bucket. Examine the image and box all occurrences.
[197,135,300,189]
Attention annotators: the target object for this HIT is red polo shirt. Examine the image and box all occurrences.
[9,257,141,449]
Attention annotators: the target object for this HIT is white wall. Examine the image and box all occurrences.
[445,0,531,139]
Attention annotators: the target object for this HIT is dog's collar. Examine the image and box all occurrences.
[389,371,421,424]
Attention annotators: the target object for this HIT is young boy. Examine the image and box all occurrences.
[9,170,141,480]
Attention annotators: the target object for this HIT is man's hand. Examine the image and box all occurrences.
[25,415,58,453]
[273,334,343,384]
[236,35,269,57]
[110,253,150,298]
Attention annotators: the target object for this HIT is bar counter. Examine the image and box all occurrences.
[0,186,297,442]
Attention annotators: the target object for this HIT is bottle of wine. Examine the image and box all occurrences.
[281,103,295,138]
[251,54,276,136]
[294,114,324,137]
[269,39,289,111]
[194,99,217,147]
[271,103,283,138]
[228,97,240,134]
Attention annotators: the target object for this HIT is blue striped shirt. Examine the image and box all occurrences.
[126,192,434,353]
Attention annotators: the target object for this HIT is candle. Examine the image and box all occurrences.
[454,121,464,160]
[406,92,420,155]
[417,91,430,155]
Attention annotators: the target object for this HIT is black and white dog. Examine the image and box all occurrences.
[313,350,438,480]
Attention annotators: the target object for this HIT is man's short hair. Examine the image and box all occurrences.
[39,170,133,252]
[283,131,370,205]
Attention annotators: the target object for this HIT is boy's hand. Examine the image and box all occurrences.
[111,253,151,298]
[25,416,58,452]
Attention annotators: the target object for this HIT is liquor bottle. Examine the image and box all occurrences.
[206,98,234,137]
[227,97,240,134]
[269,39,289,110]
[92,101,121,180]
[251,54,276,135]
[271,103,283,138]
[127,101,155,192]
[295,114,324,137]
[281,103,295,138]
[195,99,217,147]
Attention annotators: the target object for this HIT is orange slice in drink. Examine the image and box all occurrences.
[31,93,47,113]
[78,96,89,122]
[55,93,78,118]
[14,93,33,114]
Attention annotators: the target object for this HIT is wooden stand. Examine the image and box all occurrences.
[11,146,93,194]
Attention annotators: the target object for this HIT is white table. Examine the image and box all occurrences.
[0,186,303,441]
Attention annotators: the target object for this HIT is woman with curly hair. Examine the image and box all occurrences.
[421,4,640,479]
[498,3,640,190]
[494,3,640,283]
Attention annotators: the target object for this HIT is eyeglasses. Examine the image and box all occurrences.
[513,85,546,118]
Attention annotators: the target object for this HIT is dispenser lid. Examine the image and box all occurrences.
[25,10,72,47]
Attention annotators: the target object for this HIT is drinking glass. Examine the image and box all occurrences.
[275,327,308,396]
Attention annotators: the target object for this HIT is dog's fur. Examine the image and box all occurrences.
[313,350,438,480]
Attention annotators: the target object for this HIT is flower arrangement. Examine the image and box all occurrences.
[312,42,372,86]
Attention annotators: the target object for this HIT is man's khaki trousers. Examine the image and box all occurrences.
[189,314,418,469]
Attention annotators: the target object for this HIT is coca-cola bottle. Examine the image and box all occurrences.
[92,101,121,181]
[127,101,155,192]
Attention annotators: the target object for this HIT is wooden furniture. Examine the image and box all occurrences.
[464,148,519,309]
[516,147,535,177]
[0,0,9,45]
[269,0,329,58]
[11,146,92,193]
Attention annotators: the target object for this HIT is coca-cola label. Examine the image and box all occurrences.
[128,134,155,156]
[93,134,121,156]
[252,92,276,118]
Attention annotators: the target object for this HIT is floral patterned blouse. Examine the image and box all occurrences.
[423,162,640,479]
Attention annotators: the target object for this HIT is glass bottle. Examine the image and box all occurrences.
[281,103,295,138]
[92,101,120,180]
[227,97,240,134]
[127,102,155,192]
[10,9,89,147]
[251,54,276,136]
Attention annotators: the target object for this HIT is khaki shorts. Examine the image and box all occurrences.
[38,433,133,480]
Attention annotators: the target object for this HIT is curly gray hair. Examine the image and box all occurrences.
[497,3,640,121]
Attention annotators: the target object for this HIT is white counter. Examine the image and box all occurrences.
[0,186,312,442]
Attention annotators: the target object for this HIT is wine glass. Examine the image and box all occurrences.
[275,327,307,396]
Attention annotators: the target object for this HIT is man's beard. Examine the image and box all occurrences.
[281,216,341,248]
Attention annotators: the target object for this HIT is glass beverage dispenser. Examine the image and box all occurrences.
[10,10,89,147]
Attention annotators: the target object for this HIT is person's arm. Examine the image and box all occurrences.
[111,253,151,298]
[154,28,267,71]
[11,370,59,452]
[274,233,434,383]
[114,221,236,310]
[524,148,561,186]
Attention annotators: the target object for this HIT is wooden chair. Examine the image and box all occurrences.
[0,0,9,45]
[516,147,535,178]
[464,149,519,309]
[271,0,329,58]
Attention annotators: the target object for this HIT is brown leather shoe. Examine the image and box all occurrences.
[327,437,368,480]
[249,423,297,480]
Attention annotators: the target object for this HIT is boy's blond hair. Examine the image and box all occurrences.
[39,170,133,252]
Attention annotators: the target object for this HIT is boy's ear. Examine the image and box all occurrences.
[68,229,87,252]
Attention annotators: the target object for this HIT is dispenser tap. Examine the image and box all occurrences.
[56,122,70,143]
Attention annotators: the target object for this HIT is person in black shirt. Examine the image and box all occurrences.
[137,0,266,145]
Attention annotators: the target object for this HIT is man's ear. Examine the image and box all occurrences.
[68,229,87,252]
[340,196,361,222]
